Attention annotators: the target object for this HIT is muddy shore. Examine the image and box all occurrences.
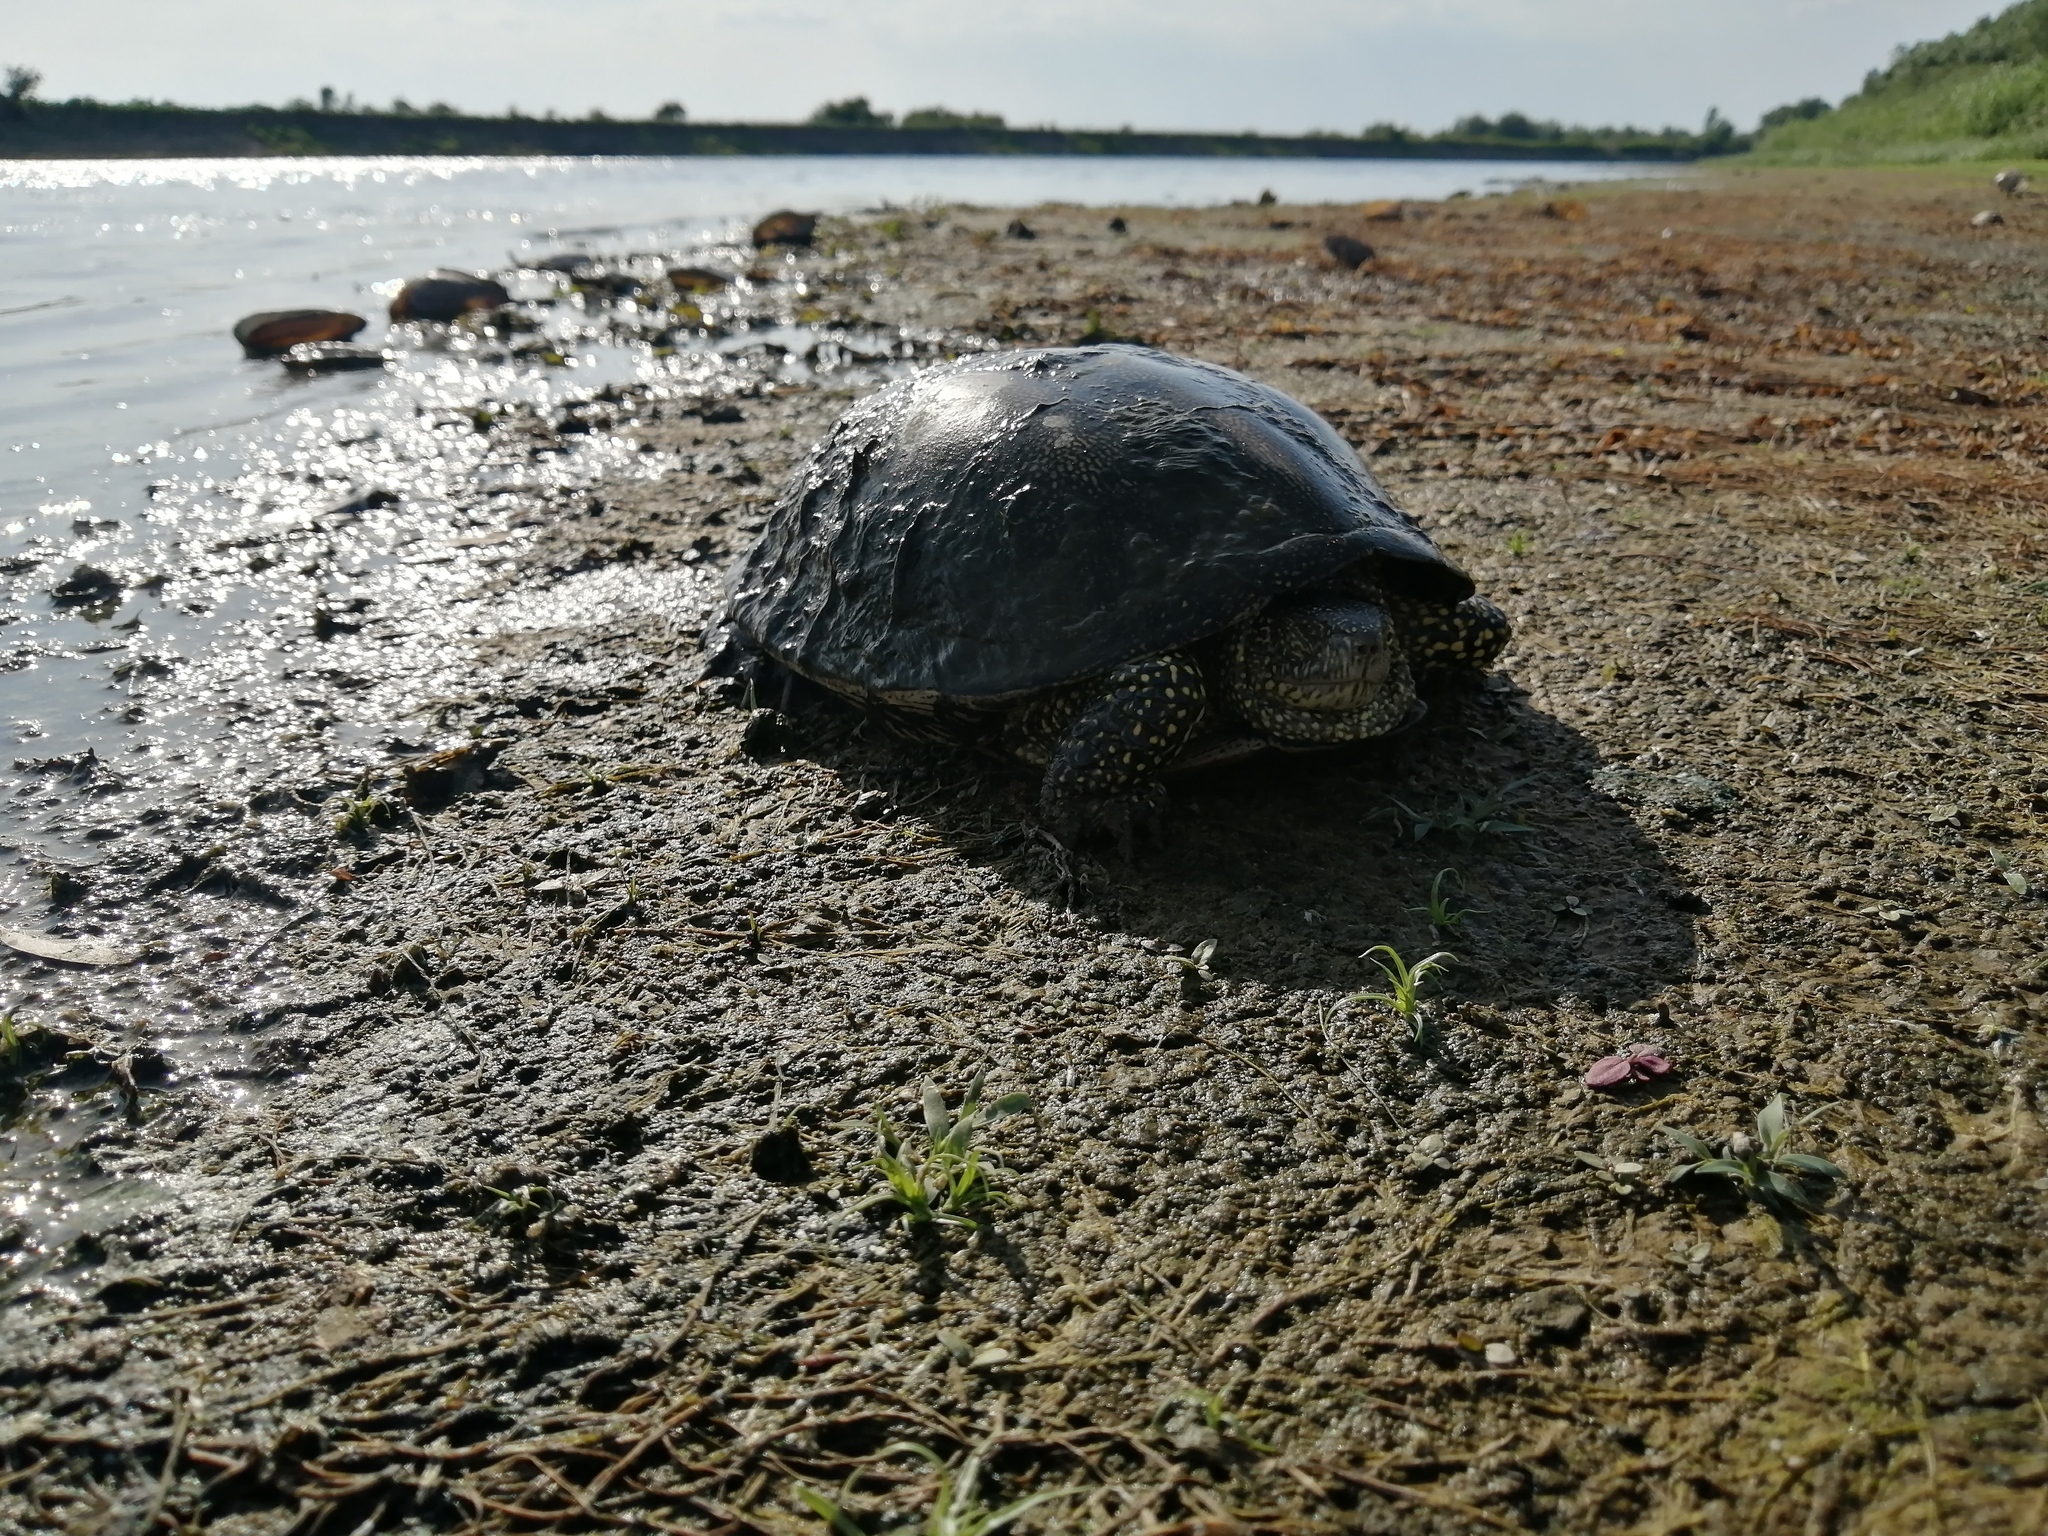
[4,168,2045,1534]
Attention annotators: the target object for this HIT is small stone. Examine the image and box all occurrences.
[748,1125,812,1184]
[752,209,819,248]
[1004,218,1037,240]
[388,270,509,323]
[232,308,366,357]
[1969,1355,2045,1406]
[51,564,122,607]
[1483,1340,1518,1367]
[1323,233,1374,270]
[668,265,733,292]
[1972,209,2005,228]
[1512,1284,1591,1340]
[1919,1361,1972,1410]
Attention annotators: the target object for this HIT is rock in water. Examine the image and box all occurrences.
[388,271,510,322]
[667,265,733,293]
[232,309,366,358]
[1323,233,1374,270]
[751,210,818,248]
[51,564,122,607]
[279,342,390,373]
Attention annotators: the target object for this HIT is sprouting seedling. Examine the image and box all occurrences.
[1388,778,1533,842]
[1351,945,1454,1045]
[852,1071,1030,1232]
[1505,530,1531,556]
[1153,1387,1277,1454]
[1661,1096,1845,1216]
[798,1439,1080,1535]
[1163,938,1219,1003]
[1990,849,2029,897]
[332,790,397,839]
[1407,868,1476,933]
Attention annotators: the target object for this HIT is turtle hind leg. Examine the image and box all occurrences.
[1034,652,1205,848]
[1399,594,1512,676]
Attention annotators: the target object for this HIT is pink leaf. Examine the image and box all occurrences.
[1584,1055,1634,1087]
[1625,1049,1672,1080]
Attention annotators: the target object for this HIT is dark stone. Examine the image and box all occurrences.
[279,342,389,373]
[740,709,794,762]
[1512,1284,1591,1340]
[1324,233,1374,271]
[752,210,818,248]
[669,265,734,293]
[750,1125,813,1184]
[700,402,745,424]
[389,270,510,322]
[1004,218,1037,240]
[1108,216,1128,234]
[51,564,122,607]
[232,309,366,357]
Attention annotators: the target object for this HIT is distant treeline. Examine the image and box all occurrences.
[0,82,1749,161]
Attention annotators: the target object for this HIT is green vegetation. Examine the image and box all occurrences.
[1408,868,1476,935]
[1662,1096,1846,1215]
[1755,0,2048,161]
[1351,944,1455,1045]
[798,1440,1078,1535]
[854,1073,1030,1232]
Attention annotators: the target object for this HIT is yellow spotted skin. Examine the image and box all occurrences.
[1016,654,1206,833]
[1388,593,1513,675]
[832,571,1511,842]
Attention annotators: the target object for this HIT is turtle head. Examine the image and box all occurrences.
[1222,595,1416,743]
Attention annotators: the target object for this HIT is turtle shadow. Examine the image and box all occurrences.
[883,677,1701,1011]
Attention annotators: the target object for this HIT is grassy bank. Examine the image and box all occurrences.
[1756,0,2048,163]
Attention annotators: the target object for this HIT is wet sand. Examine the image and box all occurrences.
[4,167,2046,1533]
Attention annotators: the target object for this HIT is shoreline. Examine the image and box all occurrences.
[0,104,1715,164]
[3,172,2044,1532]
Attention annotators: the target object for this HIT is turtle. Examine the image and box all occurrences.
[713,345,1510,838]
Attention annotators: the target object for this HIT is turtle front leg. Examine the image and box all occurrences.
[1396,594,1513,676]
[1031,652,1206,845]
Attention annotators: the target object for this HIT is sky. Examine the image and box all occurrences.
[3,1,2010,136]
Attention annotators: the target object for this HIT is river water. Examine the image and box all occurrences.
[0,153,1656,1286]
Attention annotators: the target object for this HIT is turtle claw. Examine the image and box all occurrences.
[1040,782,1167,858]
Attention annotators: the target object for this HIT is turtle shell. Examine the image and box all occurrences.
[726,345,1474,703]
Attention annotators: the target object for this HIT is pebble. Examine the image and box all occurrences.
[1323,233,1374,270]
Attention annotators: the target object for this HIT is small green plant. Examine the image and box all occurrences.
[1389,777,1533,841]
[333,790,397,838]
[798,1439,1078,1535]
[1352,944,1455,1045]
[1153,1387,1277,1454]
[853,1072,1029,1231]
[1505,529,1531,556]
[1407,868,1476,933]
[1661,1096,1845,1215]
[1162,938,1219,1004]
[1991,849,2029,897]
